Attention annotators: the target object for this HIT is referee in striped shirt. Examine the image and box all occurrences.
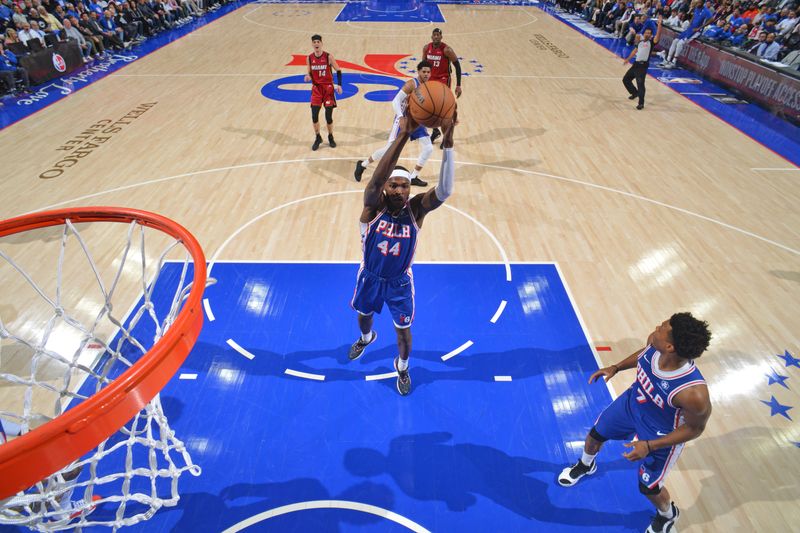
[623,14,662,110]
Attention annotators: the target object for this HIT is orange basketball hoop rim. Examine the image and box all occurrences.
[0,207,206,500]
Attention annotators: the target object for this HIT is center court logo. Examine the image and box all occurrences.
[261,54,483,103]
[52,53,66,73]
[262,54,408,103]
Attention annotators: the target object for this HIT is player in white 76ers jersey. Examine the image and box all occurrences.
[349,113,456,396]
[558,313,712,533]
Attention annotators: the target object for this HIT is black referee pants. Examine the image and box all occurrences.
[623,61,648,106]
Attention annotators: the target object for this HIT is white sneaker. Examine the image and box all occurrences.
[558,459,597,487]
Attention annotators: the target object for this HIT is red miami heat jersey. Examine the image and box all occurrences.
[424,42,451,84]
[309,52,333,85]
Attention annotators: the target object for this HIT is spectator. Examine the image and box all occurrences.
[615,3,635,37]
[0,40,30,93]
[86,1,104,17]
[18,21,45,47]
[86,10,122,50]
[728,7,747,28]
[100,9,127,47]
[38,5,63,33]
[66,3,80,20]
[582,0,598,21]
[161,0,188,24]
[145,0,173,29]
[0,0,12,27]
[130,0,157,36]
[180,0,203,17]
[660,0,714,68]
[62,16,92,61]
[665,8,682,27]
[702,17,727,39]
[751,31,782,60]
[626,13,644,43]
[4,27,21,46]
[592,0,615,27]
[74,13,105,56]
[752,5,771,26]
[640,11,658,33]
[53,5,68,23]
[776,10,797,37]
[762,16,779,35]
[11,5,28,29]
[747,30,768,52]
[115,2,143,43]
[728,23,750,47]
[28,8,46,32]
[742,3,760,22]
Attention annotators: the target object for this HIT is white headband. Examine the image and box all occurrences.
[389,168,411,181]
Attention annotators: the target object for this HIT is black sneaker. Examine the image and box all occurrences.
[312,135,322,151]
[645,502,680,533]
[349,331,377,360]
[430,128,441,143]
[557,459,597,487]
[410,177,427,187]
[354,160,366,182]
[636,103,644,110]
[328,134,336,148]
[628,93,638,100]
[394,357,411,396]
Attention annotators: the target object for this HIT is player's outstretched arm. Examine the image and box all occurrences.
[392,80,414,117]
[362,116,414,211]
[588,346,645,383]
[410,117,455,224]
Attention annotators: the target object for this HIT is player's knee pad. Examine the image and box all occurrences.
[311,105,321,124]
[589,427,609,443]
[417,136,433,166]
[639,481,661,496]
[325,107,334,124]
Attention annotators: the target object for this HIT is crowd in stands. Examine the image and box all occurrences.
[553,0,800,69]
[0,0,234,96]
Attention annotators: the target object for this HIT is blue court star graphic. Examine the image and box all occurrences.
[776,350,800,369]
[766,369,790,389]
[793,441,800,449]
[761,396,793,420]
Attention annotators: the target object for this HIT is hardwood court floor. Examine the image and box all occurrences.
[1,2,798,531]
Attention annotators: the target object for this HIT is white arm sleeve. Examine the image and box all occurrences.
[392,89,407,117]
[435,148,455,202]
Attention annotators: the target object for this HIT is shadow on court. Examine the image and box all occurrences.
[344,432,649,528]
[182,340,598,394]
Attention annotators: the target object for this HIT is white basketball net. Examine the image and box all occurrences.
[0,218,202,531]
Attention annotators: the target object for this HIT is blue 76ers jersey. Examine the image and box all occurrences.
[361,205,418,279]
[628,345,706,434]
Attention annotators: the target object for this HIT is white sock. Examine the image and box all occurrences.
[409,169,419,180]
[580,451,596,466]
[361,331,372,343]
[397,357,408,371]
[362,159,370,168]
[658,503,675,518]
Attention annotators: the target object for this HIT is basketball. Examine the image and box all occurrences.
[408,80,456,128]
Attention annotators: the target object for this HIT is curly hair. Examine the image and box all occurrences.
[669,312,712,359]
